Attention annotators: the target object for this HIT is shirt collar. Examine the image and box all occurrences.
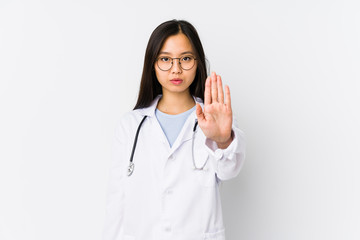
[137,94,203,117]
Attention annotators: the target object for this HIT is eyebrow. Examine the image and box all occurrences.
[158,51,194,55]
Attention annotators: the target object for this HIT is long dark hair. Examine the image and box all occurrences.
[133,19,208,110]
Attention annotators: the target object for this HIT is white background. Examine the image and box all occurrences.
[1,0,359,239]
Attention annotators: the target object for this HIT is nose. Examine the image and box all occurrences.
[171,59,182,73]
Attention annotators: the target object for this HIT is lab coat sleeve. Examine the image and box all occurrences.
[102,121,127,240]
[204,116,246,181]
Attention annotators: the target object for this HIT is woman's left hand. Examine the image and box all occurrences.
[196,72,233,149]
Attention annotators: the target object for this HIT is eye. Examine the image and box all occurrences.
[181,56,193,62]
[159,57,171,62]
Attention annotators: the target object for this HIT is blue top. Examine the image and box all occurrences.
[155,106,196,147]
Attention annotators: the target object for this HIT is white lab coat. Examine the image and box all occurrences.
[103,95,246,240]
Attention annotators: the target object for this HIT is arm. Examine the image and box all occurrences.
[196,72,246,181]
[204,117,246,181]
[102,122,126,240]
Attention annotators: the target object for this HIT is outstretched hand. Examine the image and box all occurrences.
[196,72,233,149]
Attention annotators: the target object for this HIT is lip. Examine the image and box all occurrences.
[170,78,183,85]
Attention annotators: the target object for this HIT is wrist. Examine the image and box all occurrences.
[216,130,234,149]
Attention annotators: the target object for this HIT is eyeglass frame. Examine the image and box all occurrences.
[155,55,197,71]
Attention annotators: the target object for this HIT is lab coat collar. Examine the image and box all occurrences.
[137,94,204,118]
[137,95,204,156]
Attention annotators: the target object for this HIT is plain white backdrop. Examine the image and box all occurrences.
[1,0,359,239]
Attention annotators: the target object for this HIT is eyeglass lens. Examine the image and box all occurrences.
[157,56,196,71]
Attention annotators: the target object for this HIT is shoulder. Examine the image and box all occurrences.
[114,109,147,139]
[114,95,158,138]
[119,109,143,124]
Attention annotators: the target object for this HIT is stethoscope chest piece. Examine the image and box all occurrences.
[128,162,134,176]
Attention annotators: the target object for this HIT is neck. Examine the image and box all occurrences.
[157,91,195,115]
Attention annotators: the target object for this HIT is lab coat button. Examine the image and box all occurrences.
[215,149,224,159]
[164,226,171,232]
[168,155,175,161]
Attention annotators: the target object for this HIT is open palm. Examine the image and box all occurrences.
[196,72,233,148]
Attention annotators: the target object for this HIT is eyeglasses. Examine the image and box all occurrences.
[156,55,197,71]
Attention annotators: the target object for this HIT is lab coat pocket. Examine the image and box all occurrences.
[203,228,226,240]
[196,168,216,187]
[195,154,216,188]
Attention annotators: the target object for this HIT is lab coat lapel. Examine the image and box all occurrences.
[166,109,209,170]
[137,95,169,147]
[150,115,171,150]
[138,95,204,159]
[167,111,196,156]
[167,97,204,157]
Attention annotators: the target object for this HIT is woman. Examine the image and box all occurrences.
[103,19,246,240]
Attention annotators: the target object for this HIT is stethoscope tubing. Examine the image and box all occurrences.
[127,115,207,177]
[127,115,147,176]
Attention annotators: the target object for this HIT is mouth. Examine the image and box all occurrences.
[170,78,183,85]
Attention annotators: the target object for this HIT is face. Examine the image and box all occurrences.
[155,33,198,97]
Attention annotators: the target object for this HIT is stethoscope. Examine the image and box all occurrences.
[127,115,208,176]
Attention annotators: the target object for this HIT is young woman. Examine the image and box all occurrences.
[103,20,246,240]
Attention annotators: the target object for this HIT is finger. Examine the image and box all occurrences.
[211,72,218,102]
[225,85,232,110]
[204,76,211,105]
[196,103,205,122]
[217,75,224,104]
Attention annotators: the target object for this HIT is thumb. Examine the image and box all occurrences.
[196,103,205,122]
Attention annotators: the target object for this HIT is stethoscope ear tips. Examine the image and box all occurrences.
[128,162,134,176]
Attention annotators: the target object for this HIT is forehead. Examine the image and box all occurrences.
[159,33,194,55]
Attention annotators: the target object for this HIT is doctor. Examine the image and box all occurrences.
[103,20,246,240]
